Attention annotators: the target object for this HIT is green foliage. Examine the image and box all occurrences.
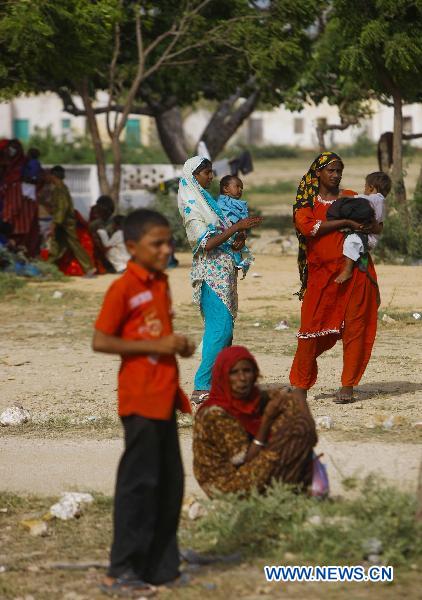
[152,190,189,251]
[336,134,377,158]
[376,193,422,260]
[27,127,168,165]
[248,180,297,194]
[335,0,422,104]
[0,273,27,299]
[183,477,422,565]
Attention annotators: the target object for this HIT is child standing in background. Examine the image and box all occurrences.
[97,215,130,273]
[93,209,195,595]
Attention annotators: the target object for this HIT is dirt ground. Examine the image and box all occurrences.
[1,253,421,492]
[1,152,422,598]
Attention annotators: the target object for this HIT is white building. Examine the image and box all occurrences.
[185,99,422,149]
[0,92,152,147]
[1,92,421,151]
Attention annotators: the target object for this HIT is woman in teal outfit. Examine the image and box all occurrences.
[178,156,262,404]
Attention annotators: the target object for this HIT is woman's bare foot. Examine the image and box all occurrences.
[334,386,355,404]
[335,269,353,284]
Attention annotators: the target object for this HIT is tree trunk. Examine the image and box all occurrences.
[416,459,422,522]
[391,91,406,203]
[110,133,122,205]
[77,81,111,197]
[201,90,260,160]
[155,106,189,164]
[415,163,422,198]
[377,132,393,173]
[316,126,326,152]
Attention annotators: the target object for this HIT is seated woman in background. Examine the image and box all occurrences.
[193,346,317,497]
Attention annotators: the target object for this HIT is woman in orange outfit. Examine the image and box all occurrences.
[289,152,379,403]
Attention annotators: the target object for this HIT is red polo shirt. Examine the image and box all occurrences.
[95,261,191,419]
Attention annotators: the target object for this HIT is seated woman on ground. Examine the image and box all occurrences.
[193,346,317,497]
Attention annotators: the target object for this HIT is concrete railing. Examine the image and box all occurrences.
[46,164,182,218]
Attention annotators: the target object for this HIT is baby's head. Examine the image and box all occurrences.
[364,172,392,197]
[220,175,243,199]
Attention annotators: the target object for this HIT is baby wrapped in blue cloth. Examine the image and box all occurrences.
[217,175,253,276]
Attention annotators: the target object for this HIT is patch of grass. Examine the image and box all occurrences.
[0,273,27,299]
[248,181,296,195]
[182,477,422,567]
[1,415,121,439]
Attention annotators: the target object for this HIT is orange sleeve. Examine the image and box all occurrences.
[95,280,127,335]
[295,206,321,238]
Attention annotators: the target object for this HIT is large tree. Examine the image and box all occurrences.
[288,13,373,151]
[0,0,318,199]
[333,0,422,203]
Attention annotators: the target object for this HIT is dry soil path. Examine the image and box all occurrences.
[1,434,420,498]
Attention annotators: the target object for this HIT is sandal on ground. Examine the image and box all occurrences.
[157,572,191,589]
[190,390,209,405]
[333,391,356,404]
[99,574,156,597]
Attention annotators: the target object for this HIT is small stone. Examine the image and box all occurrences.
[362,537,383,556]
[0,565,6,574]
[251,273,262,278]
[52,290,63,299]
[27,565,40,573]
[315,415,334,430]
[274,320,289,331]
[0,406,31,426]
[253,322,261,327]
[188,501,206,521]
[367,554,382,565]
[21,519,48,537]
[412,312,421,320]
[413,421,422,429]
[284,552,296,561]
[0,508,8,513]
[381,313,396,324]
[202,583,217,591]
[306,514,322,526]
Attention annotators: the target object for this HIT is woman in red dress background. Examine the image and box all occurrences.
[289,152,379,403]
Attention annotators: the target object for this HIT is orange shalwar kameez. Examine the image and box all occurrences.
[289,195,379,390]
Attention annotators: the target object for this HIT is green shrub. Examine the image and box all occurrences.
[183,477,422,566]
[26,127,168,165]
[377,195,422,260]
[248,180,296,195]
[337,133,377,158]
[152,190,189,250]
[0,273,27,299]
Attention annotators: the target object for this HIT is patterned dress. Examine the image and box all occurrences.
[193,388,317,497]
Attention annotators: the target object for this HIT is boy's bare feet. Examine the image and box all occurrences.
[334,386,355,404]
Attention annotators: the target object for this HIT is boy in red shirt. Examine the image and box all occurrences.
[93,209,195,595]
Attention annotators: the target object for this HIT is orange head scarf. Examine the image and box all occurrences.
[198,346,262,436]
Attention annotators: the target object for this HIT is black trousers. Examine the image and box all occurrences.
[108,412,184,585]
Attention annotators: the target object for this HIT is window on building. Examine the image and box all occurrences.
[294,118,304,134]
[248,117,263,144]
[125,119,141,147]
[403,116,413,135]
[62,118,71,131]
[13,119,30,142]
